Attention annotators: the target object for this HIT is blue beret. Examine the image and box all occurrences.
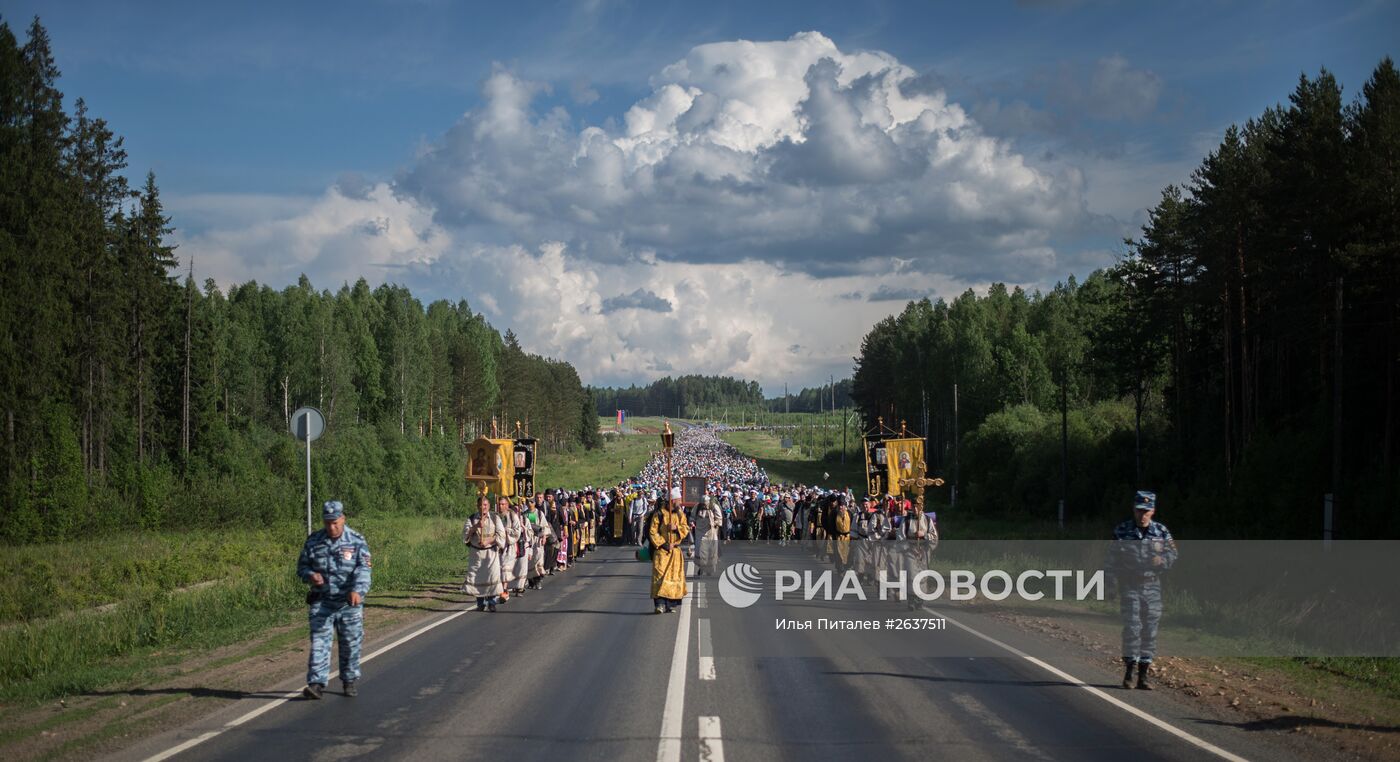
[1133,491,1156,510]
[322,500,345,521]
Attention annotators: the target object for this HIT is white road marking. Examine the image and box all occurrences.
[924,606,1249,762]
[143,605,476,762]
[699,716,725,762]
[698,618,715,680]
[950,693,1050,760]
[696,582,708,609]
[687,560,696,576]
[656,589,692,762]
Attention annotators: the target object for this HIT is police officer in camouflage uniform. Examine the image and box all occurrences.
[298,500,372,699]
[1109,490,1176,690]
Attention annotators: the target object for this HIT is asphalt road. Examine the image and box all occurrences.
[117,543,1305,762]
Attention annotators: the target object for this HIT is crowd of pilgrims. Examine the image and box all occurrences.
[460,426,939,613]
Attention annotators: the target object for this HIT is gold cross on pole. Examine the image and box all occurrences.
[898,461,945,513]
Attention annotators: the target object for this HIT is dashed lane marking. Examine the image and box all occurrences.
[699,716,724,762]
[698,618,715,680]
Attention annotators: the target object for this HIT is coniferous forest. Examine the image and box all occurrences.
[0,19,601,543]
[850,61,1400,537]
[3,15,1397,543]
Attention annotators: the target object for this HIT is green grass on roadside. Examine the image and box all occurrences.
[1249,656,1400,702]
[538,432,662,489]
[595,415,689,433]
[719,430,865,489]
[0,515,465,703]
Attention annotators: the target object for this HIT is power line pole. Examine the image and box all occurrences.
[181,257,193,457]
[1060,380,1069,526]
[952,383,959,510]
[1332,276,1344,536]
[921,385,929,472]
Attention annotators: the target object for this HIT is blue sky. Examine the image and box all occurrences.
[2,0,1395,391]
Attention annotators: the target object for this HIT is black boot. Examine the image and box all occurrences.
[1121,658,1136,689]
[342,680,357,697]
[1136,662,1153,690]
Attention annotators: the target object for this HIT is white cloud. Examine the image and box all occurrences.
[172,183,451,291]
[1085,55,1162,120]
[1034,54,1162,124]
[177,178,992,388]
[396,31,1089,278]
[180,31,1103,389]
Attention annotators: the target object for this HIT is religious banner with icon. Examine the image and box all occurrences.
[465,436,517,496]
[884,437,925,496]
[865,438,888,497]
[681,476,707,507]
[512,438,536,498]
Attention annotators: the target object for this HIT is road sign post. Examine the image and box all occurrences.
[290,406,325,535]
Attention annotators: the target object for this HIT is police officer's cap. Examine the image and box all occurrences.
[322,500,345,521]
[1133,491,1157,511]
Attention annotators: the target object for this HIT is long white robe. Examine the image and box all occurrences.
[512,511,533,586]
[531,518,553,579]
[694,505,722,575]
[499,511,522,590]
[853,514,879,575]
[899,512,938,583]
[462,513,505,598]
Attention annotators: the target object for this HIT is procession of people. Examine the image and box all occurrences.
[302,423,1174,697]
[452,425,948,616]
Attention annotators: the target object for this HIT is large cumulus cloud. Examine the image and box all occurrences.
[396,31,1088,280]
[180,32,1100,390]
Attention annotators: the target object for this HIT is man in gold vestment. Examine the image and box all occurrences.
[649,499,690,614]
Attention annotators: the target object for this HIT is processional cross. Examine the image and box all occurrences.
[898,461,945,513]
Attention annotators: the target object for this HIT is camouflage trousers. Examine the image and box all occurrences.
[307,599,364,685]
[1119,580,1163,664]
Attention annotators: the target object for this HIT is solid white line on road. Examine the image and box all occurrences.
[698,618,715,680]
[696,582,708,609]
[687,560,696,576]
[143,604,476,762]
[699,716,725,762]
[925,607,1249,762]
[656,590,693,762]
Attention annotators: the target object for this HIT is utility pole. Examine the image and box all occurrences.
[1331,276,1344,535]
[952,383,960,509]
[182,257,193,456]
[1060,380,1069,526]
[785,382,789,415]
